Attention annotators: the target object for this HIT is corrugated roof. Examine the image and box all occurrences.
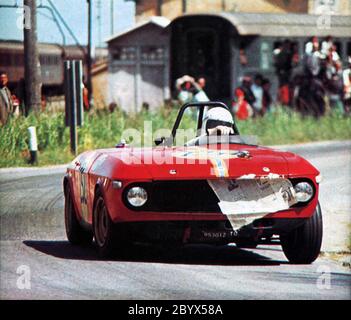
[175,13,351,37]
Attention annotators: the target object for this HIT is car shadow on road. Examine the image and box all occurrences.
[23,240,287,266]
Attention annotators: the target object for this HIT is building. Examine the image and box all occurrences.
[106,17,171,112]
[136,0,351,21]
[107,12,351,112]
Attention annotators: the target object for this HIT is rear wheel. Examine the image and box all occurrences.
[64,186,93,245]
[281,203,323,264]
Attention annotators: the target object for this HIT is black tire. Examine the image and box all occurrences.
[64,186,93,245]
[93,194,127,258]
[281,203,323,264]
[235,240,258,249]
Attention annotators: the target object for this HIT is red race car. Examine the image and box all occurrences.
[64,102,323,264]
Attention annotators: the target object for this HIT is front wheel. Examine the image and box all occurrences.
[93,195,132,258]
[281,203,323,264]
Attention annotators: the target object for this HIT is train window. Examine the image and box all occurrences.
[0,53,11,66]
[112,47,136,61]
[13,54,24,66]
[39,55,47,65]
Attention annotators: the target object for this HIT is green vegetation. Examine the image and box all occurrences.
[0,107,350,168]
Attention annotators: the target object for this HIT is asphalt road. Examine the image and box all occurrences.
[0,141,350,300]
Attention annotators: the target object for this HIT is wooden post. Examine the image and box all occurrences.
[110,0,114,35]
[23,0,42,112]
[87,0,93,109]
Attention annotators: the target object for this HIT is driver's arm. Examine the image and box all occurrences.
[207,126,234,136]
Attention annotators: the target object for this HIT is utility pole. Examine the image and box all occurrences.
[110,0,114,35]
[23,0,42,112]
[157,0,163,16]
[87,0,93,109]
[182,0,187,14]
[97,0,102,47]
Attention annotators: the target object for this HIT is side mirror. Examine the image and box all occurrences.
[154,137,166,146]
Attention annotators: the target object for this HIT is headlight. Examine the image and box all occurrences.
[294,182,314,203]
[126,187,148,207]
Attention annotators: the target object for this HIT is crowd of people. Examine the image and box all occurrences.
[175,36,351,121]
[274,36,350,117]
[232,36,351,120]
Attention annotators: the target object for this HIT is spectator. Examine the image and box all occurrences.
[194,77,210,102]
[232,88,253,120]
[238,76,256,108]
[82,79,90,111]
[302,38,326,117]
[275,40,293,105]
[14,78,26,116]
[176,75,198,104]
[273,42,282,62]
[239,48,248,66]
[329,44,341,63]
[197,77,206,90]
[262,78,272,114]
[0,71,16,126]
[251,74,264,116]
[305,36,319,54]
[327,60,344,112]
[292,43,300,67]
[343,56,351,115]
[303,37,322,77]
[321,36,340,62]
[321,36,333,57]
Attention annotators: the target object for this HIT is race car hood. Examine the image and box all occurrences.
[123,144,293,180]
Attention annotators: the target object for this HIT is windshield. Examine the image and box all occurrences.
[185,135,258,147]
[171,102,245,147]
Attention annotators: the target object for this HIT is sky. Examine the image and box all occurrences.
[0,0,136,47]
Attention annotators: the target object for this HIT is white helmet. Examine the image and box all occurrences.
[203,107,234,131]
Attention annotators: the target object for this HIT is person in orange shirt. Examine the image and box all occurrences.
[232,88,253,120]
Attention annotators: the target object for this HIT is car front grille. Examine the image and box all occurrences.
[123,180,221,213]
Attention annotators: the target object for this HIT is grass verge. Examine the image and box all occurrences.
[1,107,350,168]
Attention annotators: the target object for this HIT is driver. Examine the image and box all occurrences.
[185,107,234,147]
[203,107,234,136]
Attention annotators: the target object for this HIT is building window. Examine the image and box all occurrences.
[112,47,137,61]
[0,53,11,66]
[13,54,24,66]
[141,46,165,61]
[260,41,270,70]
